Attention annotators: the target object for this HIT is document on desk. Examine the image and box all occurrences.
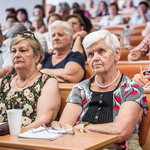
[18,127,62,140]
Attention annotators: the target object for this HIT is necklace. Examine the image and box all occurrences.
[95,70,120,88]
[16,71,40,88]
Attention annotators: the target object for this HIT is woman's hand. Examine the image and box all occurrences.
[128,48,141,61]
[132,73,147,86]
[110,140,129,150]
[143,75,150,88]
[73,31,87,40]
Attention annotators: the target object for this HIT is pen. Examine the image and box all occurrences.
[140,66,145,80]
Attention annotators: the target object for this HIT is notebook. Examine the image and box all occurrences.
[18,126,63,140]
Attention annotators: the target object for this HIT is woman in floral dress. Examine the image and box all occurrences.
[0,31,61,128]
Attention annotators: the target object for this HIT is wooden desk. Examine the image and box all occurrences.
[0,128,118,150]
[59,83,75,98]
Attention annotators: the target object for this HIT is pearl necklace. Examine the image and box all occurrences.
[95,70,120,88]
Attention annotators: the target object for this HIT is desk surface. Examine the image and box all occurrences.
[0,128,118,150]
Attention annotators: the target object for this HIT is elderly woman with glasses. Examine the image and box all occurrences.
[0,31,61,128]
[60,30,148,150]
[38,20,85,83]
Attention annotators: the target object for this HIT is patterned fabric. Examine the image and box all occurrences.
[137,33,150,57]
[66,74,148,134]
[0,73,54,127]
[143,64,150,76]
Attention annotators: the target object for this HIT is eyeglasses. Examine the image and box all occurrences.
[30,121,75,135]
[69,22,80,26]
[12,31,39,43]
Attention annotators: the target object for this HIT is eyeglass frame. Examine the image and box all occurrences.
[12,31,39,43]
[30,121,75,135]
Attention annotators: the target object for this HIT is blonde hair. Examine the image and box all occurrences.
[10,34,44,64]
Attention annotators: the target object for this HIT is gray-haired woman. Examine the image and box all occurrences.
[60,30,148,150]
[0,31,61,128]
[38,20,86,83]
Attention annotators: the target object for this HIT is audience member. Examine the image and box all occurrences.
[0,28,13,78]
[30,5,46,25]
[43,13,62,51]
[128,0,150,24]
[128,33,150,61]
[3,22,27,47]
[0,31,61,128]
[79,3,91,17]
[2,8,16,32]
[70,2,80,14]
[122,0,136,12]
[38,20,86,83]
[86,0,97,17]
[5,8,16,17]
[73,9,93,33]
[65,14,87,55]
[96,1,109,17]
[98,2,123,26]
[2,14,17,39]
[46,4,56,17]
[16,8,31,30]
[59,30,148,149]
[31,16,48,34]
[56,2,70,20]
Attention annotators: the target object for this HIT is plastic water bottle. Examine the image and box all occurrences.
[124,25,130,47]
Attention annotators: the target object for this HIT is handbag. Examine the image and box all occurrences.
[0,122,9,136]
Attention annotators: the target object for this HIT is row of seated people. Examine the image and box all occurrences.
[0,28,150,149]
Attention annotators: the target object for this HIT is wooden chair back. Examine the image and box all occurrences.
[85,68,92,79]
[119,50,149,61]
[59,95,67,120]
[117,66,144,79]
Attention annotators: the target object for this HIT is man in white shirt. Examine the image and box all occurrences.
[0,29,13,78]
[128,1,150,24]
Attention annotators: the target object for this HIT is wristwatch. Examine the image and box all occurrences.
[80,122,89,133]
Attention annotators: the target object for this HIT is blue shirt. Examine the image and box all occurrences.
[41,51,86,81]
[128,12,150,24]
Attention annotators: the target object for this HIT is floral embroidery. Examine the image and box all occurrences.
[4,83,9,92]
[24,89,30,96]
[22,116,32,127]
[27,92,34,101]
[0,103,7,114]
[34,84,40,93]
[23,104,33,116]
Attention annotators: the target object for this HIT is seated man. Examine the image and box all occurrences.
[128,1,150,25]
[38,20,85,83]
[128,33,150,61]
[0,29,13,78]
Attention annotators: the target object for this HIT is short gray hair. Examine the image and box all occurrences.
[82,30,121,54]
[56,2,70,13]
[48,20,73,40]
[8,22,27,38]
